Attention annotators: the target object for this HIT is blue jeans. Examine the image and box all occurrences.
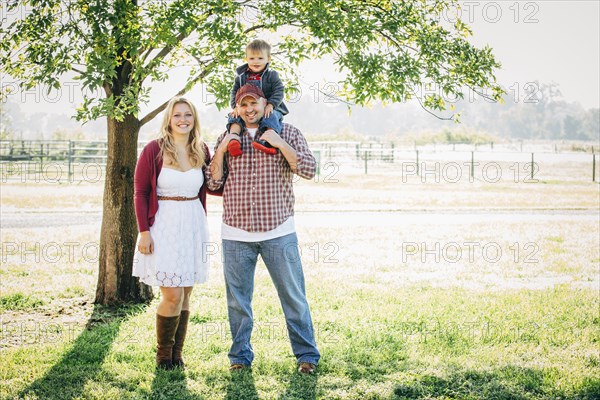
[222,233,320,366]
[227,110,283,135]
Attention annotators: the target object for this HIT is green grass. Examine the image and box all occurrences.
[1,285,598,399]
[1,170,599,399]
[0,292,45,311]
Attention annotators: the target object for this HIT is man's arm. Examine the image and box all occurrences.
[260,125,316,179]
[206,132,233,191]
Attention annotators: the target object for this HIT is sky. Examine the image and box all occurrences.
[1,1,599,125]
[464,0,599,109]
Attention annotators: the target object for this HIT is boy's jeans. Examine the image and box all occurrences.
[227,110,283,135]
[222,233,321,366]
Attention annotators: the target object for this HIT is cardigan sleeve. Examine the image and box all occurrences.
[133,143,154,232]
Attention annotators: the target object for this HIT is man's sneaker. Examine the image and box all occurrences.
[297,362,316,374]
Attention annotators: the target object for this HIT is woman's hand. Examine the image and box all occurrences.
[138,231,154,254]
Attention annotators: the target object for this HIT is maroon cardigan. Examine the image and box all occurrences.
[134,139,220,232]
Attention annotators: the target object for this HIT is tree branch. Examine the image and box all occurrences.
[143,31,189,69]
[244,24,266,34]
[139,63,213,127]
[408,88,456,121]
[141,46,155,63]
[467,84,498,102]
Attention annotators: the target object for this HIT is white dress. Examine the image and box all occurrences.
[132,167,210,287]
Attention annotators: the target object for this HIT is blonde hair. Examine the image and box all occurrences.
[158,97,206,168]
[246,39,271,56]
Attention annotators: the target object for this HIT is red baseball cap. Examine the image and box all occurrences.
[235,84,266,105]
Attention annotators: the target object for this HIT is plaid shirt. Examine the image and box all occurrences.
[207,123,316,232]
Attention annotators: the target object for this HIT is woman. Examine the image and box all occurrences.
[133,96,212,370]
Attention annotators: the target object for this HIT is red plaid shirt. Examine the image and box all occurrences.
[207,123,316,232]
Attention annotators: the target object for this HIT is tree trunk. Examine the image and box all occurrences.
[95,113,153,305]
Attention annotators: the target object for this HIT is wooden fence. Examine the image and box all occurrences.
[1,140,598,182]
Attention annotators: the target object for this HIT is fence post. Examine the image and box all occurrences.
[593,154,596,182]
[39,143,44,175]
[471,151,474,179]
[355,144,359,160]
[390,142,394,163]
[416,150,419,176]
[68,140,73,182]
[531,152,534,181]
[364,150,369,174]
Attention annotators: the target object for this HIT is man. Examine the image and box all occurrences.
[207,84,321,374]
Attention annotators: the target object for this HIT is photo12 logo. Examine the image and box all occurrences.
[401,162,540,184]
[1,241,100,265]
[1,81,100,105]
[401,241,540,264]
[440,1,540,24]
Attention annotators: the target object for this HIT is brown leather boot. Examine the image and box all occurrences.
[172,310,190,368]
[156,314,180,370]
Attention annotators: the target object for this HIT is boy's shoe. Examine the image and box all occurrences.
[227,132,242,157]
[252,139,277,155]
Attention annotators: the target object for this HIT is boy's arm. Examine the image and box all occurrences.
[266,70,285,109]
[229,75,241,110]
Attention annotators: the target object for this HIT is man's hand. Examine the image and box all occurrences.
[264,103,274,118]
[216,133,240,156]
[260,129,285,149]
[260,129,298,171]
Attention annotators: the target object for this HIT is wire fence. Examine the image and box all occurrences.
[0,139,598,183]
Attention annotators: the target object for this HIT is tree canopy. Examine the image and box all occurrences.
[1,0,503,124]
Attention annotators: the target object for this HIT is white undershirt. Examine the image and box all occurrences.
[222,217,296,242]
[247,127,258,139]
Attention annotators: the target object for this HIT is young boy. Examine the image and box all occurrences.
[227,39,289,156]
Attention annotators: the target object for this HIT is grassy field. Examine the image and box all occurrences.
[1,160,599,399]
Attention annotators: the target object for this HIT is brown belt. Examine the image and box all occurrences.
[157,195,199,201]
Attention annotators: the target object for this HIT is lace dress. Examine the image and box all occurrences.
[133,167,209,287]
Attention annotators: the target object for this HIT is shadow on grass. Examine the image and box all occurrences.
[225,368,259,400]
[150,367,205,400]
[392,365,600,400]
[19,303,147,400]
[278,369,318,400]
